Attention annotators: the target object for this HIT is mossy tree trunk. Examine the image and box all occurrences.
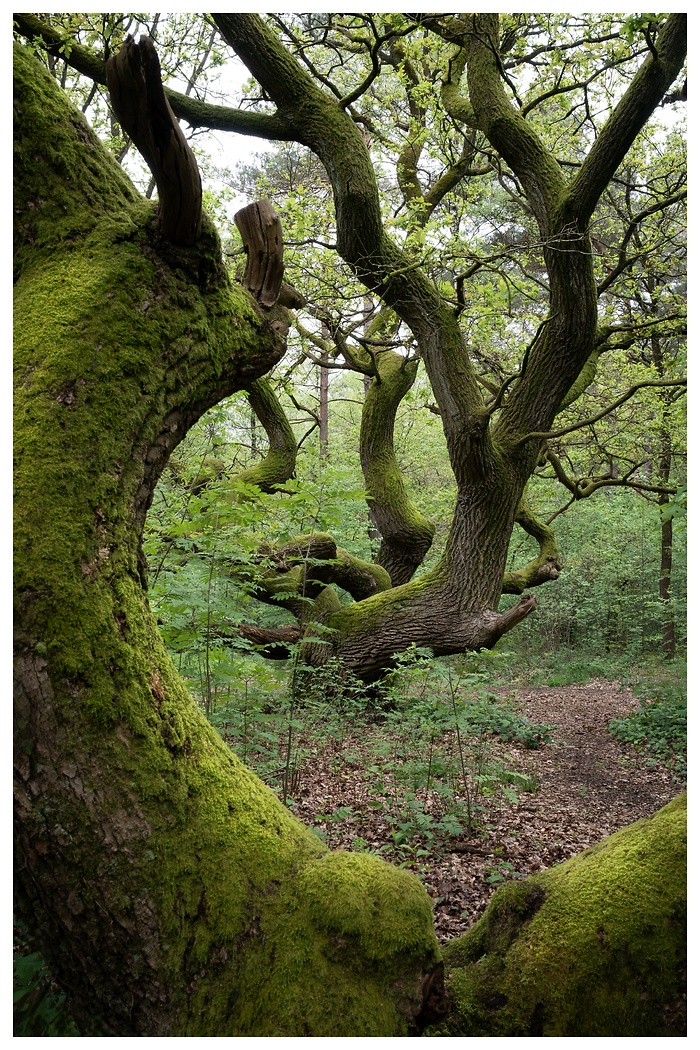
[13,43,443,1036]
[204,13,686,681]
[430,794,686,1037]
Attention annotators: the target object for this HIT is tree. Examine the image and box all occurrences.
[531,141,686,655]
[15,13,686,683]
[13,39,442,1036]
[14,14,685,1036]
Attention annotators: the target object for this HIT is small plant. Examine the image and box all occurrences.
[485,860,519,885]
[610,680,686,776]
[351,648,551,855]
[13,941,79,1037]
[313,805,357,848]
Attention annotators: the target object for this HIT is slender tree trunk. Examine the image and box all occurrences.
[250,406,258,457]
[657,420,676,659]
[651,323,676,659]
[659,504,675,657]
[319,343,329,458]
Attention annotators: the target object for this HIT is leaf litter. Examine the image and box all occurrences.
[284,681,683,942]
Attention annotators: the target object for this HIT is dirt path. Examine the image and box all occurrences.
[290,680,683,942]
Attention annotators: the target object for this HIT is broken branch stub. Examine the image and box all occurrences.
[234,200,285,308]
[490,594,537,642]
[106,36,202,246]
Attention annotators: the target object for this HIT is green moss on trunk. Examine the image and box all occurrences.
[431,794,686,1037]
[14,43,440,1036]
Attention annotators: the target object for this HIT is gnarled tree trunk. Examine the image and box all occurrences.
[211,13,686,682]
[13,42,442,1036]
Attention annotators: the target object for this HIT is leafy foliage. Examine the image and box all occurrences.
[206,642,552,858]
[610,680,686,776]
[499,486,686,658]
[13,927,79,1037]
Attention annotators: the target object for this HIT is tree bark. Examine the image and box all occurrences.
[234,199,285,307]
[106,36,202,246]
[13,43,442,1036]
[318,324,330,458]
[651,330,677,659]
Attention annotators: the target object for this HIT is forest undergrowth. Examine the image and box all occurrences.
[211,645,686,941]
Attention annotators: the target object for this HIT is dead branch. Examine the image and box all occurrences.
[234,200,285,307]
[106,36,202,246]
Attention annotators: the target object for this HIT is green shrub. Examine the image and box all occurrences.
[13,942,79,1037]
[610,681,686,776]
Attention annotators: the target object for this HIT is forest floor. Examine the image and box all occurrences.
[287,680,683,942]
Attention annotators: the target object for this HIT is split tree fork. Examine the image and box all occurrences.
[14,15,686,1037]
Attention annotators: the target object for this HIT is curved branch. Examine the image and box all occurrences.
[242,532,393,636]
[237,623,301,659]
[595,315,686,347]
[545,450,681,501]
[231,378,297,495]
[463,15,567,235]
[212,13,487,453]
[360,352,435,586]
[425,142,491,211]
[106,36,202,245]
[332,548,393,600]
[337,20,390,110]
[556,347,601,413]
[515,377,687,447]
[486,594,537,644]
[441,49,477,128]
[294,316,374,376]
[597,188,687,295]
[14,13,107,81]
[520,51,639,118]
[501,498,560,594]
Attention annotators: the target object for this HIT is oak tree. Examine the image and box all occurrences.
[13,13,686,1036]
